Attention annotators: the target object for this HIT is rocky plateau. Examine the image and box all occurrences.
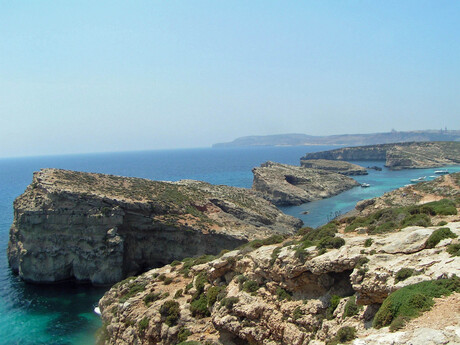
[299,160,367,176]
[252,162,360,206]
[7,169,301,285]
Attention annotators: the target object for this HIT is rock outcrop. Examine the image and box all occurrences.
[252,161,359,206]
[97,221,460,345]
[7,169,301,285]
[300,159,367,175]
[302,141,460,170]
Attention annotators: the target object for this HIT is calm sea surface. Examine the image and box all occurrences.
[1,146,459,344]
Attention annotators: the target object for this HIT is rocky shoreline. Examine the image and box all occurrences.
[252,161,360,206]
[302,141,460,170]
[7,169,301,285]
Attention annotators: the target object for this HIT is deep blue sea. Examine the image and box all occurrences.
[1,146,459,345]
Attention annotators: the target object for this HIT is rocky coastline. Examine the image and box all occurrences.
[252,161,360,206]
[97,173,460,345]
[7,169,301,285]
[301,141,460,170]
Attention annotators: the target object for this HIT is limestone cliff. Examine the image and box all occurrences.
[98,221,460,345]
[302,141,460,170]
[7,169,301,285]
[252,161,359,206]
[300,159,367,175]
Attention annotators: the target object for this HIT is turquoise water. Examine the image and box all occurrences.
[281,162,460,227]
[0,146,459,344]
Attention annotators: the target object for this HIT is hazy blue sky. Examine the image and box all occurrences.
[1,1,459,157]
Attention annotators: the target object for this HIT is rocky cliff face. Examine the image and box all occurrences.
[98,221,460,345]
[8,169,301,285]
[302,141,460,170]
[252,162,359,206]
[300,159,367,175]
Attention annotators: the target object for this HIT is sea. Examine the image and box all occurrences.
[1,146,460,345]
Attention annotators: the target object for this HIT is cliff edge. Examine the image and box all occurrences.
[7,169,301,285]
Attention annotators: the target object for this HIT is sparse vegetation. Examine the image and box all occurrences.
[373,276,460,329]
[119,282,146,303]
[344,199,458,234]
[364,238,373,247]
[177,327,192,343]
[327,326,357,344]
[138,317,149,334]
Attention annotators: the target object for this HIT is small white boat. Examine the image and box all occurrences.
[94,306,101,316]
[410,176,426,183]
[361,183,370,188]
[434,170,449,175]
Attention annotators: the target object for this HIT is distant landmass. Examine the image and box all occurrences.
[212,130,460,148]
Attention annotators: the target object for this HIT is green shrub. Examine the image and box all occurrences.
[293,306,303,320]
[364,238,373,247]
[326,295,341,320]
[270,247,281,266]
[447,243,460,256]
[373,276,460,329]
[437,221,448,226]
[242,280,259,293]
[276,287,292,301]
[170,260,181,267]
[138,317,149,334]
[180,255,216,274]
[425,228,457,248]
[317,236,345,250]
[245,234,286,249]
[190,294,210,318]
[220,296,239,309]
[343,296,359,318]
[174,289,183,299]
[164,277,173,285]
[336,326,357,342]
[206,286,224,307]
[356,256,369,268]
[159,300,180,326]
[395,268,416,283]
[176,342,202,345]
[144,292,162,306]
[177,327,192,343]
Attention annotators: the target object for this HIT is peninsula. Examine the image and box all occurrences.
[7,169,301,285]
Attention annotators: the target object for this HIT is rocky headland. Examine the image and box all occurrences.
[252,162,360,206]
[302,141,460,170]
[300,159,367,176]
[97,174,460,344]
[7,169,301,285]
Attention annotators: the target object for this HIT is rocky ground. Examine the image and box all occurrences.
[300,159,367,176]
[8,169,301,285]
[98,174,460,345]
[301,141,460,170]
[252,162,359,206]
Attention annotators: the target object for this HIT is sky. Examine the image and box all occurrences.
[0,1,459,158]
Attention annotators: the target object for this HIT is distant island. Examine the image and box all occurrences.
[213,129,460,147]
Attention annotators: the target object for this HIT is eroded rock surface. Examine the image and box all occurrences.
[252,162,359,206]
[7,169,301,285]
[98,222,460,345]
[300,159,367,176]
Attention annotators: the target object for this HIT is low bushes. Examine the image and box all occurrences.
[373,276,460,329]
[394,268,417,283]
[160,300,180,326]
[425,228,457,248]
